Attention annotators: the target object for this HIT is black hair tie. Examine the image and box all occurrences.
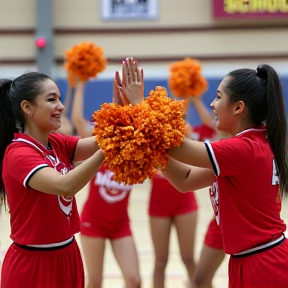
[256,66,268,80]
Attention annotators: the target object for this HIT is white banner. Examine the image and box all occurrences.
[101,0,158,20]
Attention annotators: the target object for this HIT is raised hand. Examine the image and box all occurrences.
[112,73,125,105]
[114,71,130,105]
[115,57,144,105]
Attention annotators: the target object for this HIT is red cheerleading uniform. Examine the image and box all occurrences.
[203,217,223,250]
[149,173,198,217]
[191,124,217,142]
[1,133,84,288]
[80,165,133,239]
[205,127,288,288]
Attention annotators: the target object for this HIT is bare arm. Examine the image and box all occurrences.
[168,138,212,168]
[63,85,73,116]
[28,149,104,198]
[71,81,91,138]
[190,97,214,127]
[69,81,101,162]
[73,136,99,162]
[162,157,215,192]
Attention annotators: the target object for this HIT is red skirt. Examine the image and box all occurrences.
[204,217,223,250]
[1,238,84,288]
[149,177,198,217]
[228,238,288,288]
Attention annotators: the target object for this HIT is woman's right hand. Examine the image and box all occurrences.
[115,57,144,105]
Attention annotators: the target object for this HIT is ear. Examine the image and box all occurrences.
[233,100,245,116]
[20,100,33,116]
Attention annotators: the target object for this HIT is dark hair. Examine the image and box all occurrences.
[0,72,52,206]
[225,64,288,197]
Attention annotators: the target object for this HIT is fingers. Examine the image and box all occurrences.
[115,57,144,105]
[140,68,144,83]
[114,71,130,105]
[122,62,127,87]
[113,73,123,105]
[140,68,144,98]
[116,70,129,105]
[126,58,134,83]
[112,77,118,103]
[120,89,130,105]
[122,59,133,87]
[135,66,141,83]
[129,58,138,83]
[124,57,133,83]
[115,71,122,87]
[122,57,140,85]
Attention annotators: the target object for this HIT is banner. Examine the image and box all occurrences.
[213,0,288,19]
[101,0,158,20]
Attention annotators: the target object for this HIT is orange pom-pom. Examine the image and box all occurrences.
[92,87,186,185]
[65,41,107,87]
[168,58,208,98]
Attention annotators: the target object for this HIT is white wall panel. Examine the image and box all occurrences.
[54,0,213,28]
[0,35,35,58]
[0,0,35,28]
[54,28,288,58]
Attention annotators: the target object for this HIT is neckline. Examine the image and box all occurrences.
[14,133,52,151]
[236,126,266,137]
[14,135,59,165]
[40,142,52,151]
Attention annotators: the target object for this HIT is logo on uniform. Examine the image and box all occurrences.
[209,181,220,225]
[58,196,73,217]
[95,169,131,203]
[47,155,69,175]
[47,154,72,216]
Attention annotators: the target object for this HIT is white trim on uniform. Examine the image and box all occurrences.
[232,234,285,256]
[236,128,266,136]
[204,127,266,177]
[26,236,74,248]
[13,138,44,154]
[57,196,73,216]
[204,141,220,176]
[99,186,129,203]
[23,164,49,187]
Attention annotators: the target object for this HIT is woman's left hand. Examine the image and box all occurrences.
[113,73,126,105]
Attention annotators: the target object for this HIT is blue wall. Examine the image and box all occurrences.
[56,77,288,126]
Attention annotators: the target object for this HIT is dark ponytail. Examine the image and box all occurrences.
[259,65,288,197]
[0,80,16,207]
[0,72,52,208]
[226,64,288,197]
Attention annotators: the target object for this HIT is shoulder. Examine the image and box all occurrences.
[49,133,80,161]
[49,133,77,148]
[214,134,253,145]
[3,141,48,177]
[49,132,79,144]
[210,135,254,152]
[5,141,41,158]
[206,136,256,162]
[49,132,66,143]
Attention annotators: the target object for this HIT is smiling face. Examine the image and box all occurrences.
[210,76,238,135]
[23,79,64,133]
